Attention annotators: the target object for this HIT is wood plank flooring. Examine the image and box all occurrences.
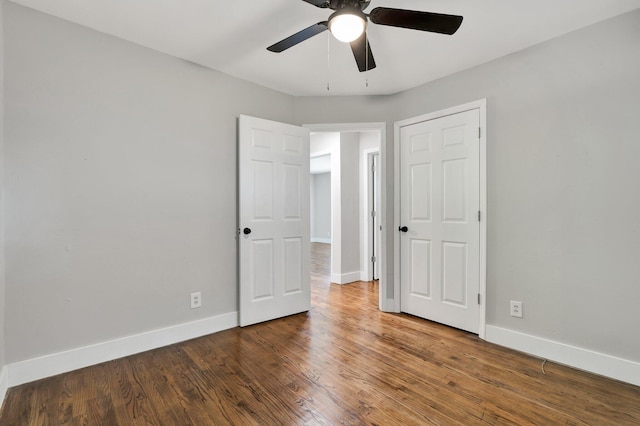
[1,242,638,425]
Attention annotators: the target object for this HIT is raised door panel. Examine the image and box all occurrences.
[410,163,432,222]
[442,242,467,306]
[252,161,274,221]
[409,239,432,298]
[251,239,274,301]
[283,237,303,295]
[283,164,302,221]
[442,159,467,223]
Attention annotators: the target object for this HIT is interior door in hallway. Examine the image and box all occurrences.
[239,115,310,327]
[399,109,480,333]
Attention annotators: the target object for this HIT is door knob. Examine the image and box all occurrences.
[243,227,252,235]
[399,226,408,232]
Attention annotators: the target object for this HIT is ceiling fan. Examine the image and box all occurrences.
[267,0,464,72]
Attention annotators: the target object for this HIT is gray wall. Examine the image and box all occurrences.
[295,9,640,362]
[311,173,331,242]
[392,8,640,362]
[338,132,361,277]
[0,0,5,372]
[3,0,639,369]
[3,2,294,362]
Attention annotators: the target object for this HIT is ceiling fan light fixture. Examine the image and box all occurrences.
[328,8,366,43]
[268,0,464,74]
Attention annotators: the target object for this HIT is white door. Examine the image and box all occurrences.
[400,109,480,333]
[239,115,310,327]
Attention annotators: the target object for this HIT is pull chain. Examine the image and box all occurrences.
[365,35,369,88]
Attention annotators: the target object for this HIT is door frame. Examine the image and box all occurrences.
[364,150,381,281]
[304,122,390,311]
[393,100,487,339]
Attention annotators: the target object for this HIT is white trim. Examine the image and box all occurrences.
[311,237,331,244]
[393,100,488,334]
[0,366,8,408]
[331,271,361,285]
[478,101,487,340]
[486,325,640,387]
[305,123,386,133]
[393,123,401,313]
[7,312,238,387]
[363,149,380,283]
[304,122,389,310]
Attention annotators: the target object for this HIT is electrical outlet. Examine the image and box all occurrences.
[510,300,523,318]
[191,292,202,309]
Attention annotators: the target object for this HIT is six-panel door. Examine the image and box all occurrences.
[239,115,310,327]
[400,109,480,333]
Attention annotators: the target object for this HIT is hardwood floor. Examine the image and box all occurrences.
[1,243,639,425]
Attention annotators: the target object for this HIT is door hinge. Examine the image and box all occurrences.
[477,293,481,305]
[371,256,376,263]
[478,210,481,222]
[478,127,481,139]
[371,210,377,217]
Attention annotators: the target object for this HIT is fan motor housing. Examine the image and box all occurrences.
[329,0,370,11]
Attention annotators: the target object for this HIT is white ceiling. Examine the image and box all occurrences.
[10,0,640,96]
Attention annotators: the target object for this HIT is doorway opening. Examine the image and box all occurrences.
[306,124,386,310]
[310,152,332,288]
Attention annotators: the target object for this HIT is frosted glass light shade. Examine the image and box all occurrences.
[329,13,366,43]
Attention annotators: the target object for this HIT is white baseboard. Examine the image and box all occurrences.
[0,366,8,409]
[7,311,239,387]
[311,238,331,244]
[485,325,640,387]
[360,271,370,282]
[331,271,361,285]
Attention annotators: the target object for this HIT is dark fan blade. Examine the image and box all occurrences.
[350,32,376,72]
[301,0,330,8]
[369,7,463,35]
[267,22,328,53]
